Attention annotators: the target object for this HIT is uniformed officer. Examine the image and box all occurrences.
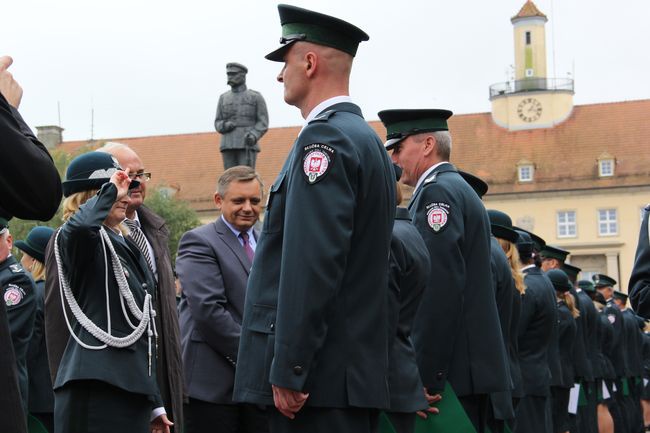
[233,5,395,433]
[379,109,509,433]
[595,274,629,433]
[384,168,430,433]
[513,229,557,433]
[487,209,524,433]
[0,217,37,414]
[15,226,55,432]
[630,204,650,319]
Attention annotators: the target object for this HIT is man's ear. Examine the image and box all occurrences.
[421,135,437,157]
[305,52,318,78]
[214,193,223,210]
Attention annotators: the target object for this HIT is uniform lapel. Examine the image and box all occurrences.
[214,218,252,274]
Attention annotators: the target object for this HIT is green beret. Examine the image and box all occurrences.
[547,269,572,293]
[378,109,453,150]
[266,4,369,62]
[592,273,617,288]
[540,245,570,262]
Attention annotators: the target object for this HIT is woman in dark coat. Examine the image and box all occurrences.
[52,152,172,433]
[16,226,55,432]
[546,269,578,433]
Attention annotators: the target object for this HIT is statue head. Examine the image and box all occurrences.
[226,62,248,88]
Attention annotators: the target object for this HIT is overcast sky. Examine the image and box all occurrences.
[3,0,649,141]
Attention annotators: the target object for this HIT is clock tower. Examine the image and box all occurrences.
[489,0,574,130]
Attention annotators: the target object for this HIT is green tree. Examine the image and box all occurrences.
[144,188,201,263]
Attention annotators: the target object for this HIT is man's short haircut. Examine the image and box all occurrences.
[412,131,452,161]
[97,141,130,153]
[217,166,264,198]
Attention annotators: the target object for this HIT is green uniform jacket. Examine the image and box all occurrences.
[1,255,36,410]
[233,102,395,409]
[557,301,577,389]
[386,207,430,412]
[630,205,650,318]
[26,280,54,413]
[409,163,509,397]
[54,183,162,406]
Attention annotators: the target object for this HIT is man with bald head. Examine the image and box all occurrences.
[233,5,395,433]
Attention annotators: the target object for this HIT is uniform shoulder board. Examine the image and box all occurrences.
[9,264,23,274]
[308,110,337,123]
[644,203,650,212]
[423,173,438,185]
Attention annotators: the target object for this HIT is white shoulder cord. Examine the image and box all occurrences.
[54,226,158,375]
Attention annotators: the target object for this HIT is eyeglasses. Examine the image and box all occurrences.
[128,172,152,182]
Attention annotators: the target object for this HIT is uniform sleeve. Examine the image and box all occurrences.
[630,208,650,319]
[214,94,228,133]
[58,183,117,271]
[175,229,240,364]
[250,93,269,141]
[411,183,465,393]
[4,272,36,361]
[269,123,358,391]
[0,94,62,220]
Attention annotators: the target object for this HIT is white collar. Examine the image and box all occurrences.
[303,95,353,125]
[414,161,449,192]
[221,215,255,240]
[521,264,537,272]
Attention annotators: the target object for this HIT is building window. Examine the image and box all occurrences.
[557,211,577,238]
[599,159,614,177]
[518,164,534,182]
[525,31,531,45]
[598,209,618,236]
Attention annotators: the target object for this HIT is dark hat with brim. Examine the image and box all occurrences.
[14,226,55,263]
[378,109,453,150]
[562,263,581,281]
[613,290,629,302]
[0,216,10,234]
[459,170,488,198]
[593,273,617,288]
[547,269,572,293]
[512,226,546,252]
[540,245,570,262]
[578,279,596,293]
[62,152,139,197]
[265,4,369,62]
[515,229,534,256]
[487,209,518,243]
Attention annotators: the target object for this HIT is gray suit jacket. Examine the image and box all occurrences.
[176,217,256,404]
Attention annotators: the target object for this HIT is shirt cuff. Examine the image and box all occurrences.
[150,407,166,422]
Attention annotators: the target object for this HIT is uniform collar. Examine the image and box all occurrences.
[395,207,411,221]
[414,161,452,193]
[304,95,353,124]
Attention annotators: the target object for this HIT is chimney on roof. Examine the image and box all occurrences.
[35,125,64,149]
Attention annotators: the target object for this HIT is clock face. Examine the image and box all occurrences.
[517,97,543,122]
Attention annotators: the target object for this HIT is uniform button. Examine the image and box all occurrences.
[142,283,148,289]
[270,323,274,331]
[436,372,444,380]
[293,366,303,376]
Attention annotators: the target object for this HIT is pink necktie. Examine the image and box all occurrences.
[240,232,254,262]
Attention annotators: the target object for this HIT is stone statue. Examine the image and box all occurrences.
[214,63,269,170]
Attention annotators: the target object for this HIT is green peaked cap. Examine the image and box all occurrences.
[266,4,369,62]
[378,109,453,150]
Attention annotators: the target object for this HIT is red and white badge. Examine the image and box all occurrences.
[425,202,451,233]
[302,143,335,184]
[4,284,24,307]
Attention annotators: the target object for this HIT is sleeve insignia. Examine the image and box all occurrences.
[302,143,335,184]
[607,314,616,324]
[9,264,23,273]
[426,202,450,233]
[4,284,25,306]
